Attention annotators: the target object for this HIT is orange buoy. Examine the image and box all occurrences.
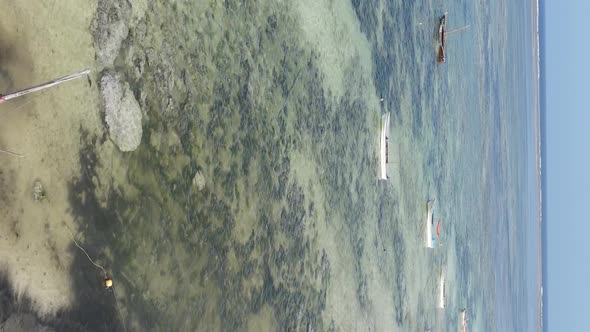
[104,278,113,289]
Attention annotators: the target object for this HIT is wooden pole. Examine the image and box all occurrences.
[0,148,24,158]
[0,69,90,104]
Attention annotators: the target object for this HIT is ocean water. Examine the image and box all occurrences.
[0,0,538,330]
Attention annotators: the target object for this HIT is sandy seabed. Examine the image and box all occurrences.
[0,0,100,317]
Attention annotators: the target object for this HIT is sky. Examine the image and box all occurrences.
[543,0,590,331]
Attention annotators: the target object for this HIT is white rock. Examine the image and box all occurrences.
[192,171,206,191]
[100,72,143,152]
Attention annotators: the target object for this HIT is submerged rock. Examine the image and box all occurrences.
[92,0,148,67]
[32,180,46,202]
[91,0,132,67]
[192,171,206,191]
[130,0,148,25]
[100,72,143,152]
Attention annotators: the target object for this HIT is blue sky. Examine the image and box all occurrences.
[544,0,590,330]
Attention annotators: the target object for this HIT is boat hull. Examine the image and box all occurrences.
[438,13,446,63]
[425,200,435,248]
[379,112,390,180]
[438,272,446,309]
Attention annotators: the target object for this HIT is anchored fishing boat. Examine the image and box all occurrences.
[460,308,468,332]
[437,13,470,64]
[425,200,442,248]
[379,112,391,180]
[438,13,447,63]
[438,271,446,309]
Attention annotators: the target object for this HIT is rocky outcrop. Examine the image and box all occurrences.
[91,1,130,67]
[100,72,142,152]
[91,0,148,67]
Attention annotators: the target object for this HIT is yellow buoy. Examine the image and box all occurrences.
[104,278,113,288]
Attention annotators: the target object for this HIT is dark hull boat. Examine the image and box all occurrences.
[437,13,470,64]
[438,13,446,63]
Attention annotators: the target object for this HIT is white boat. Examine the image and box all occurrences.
[437,12,470,64]
[460,308,468,332]
[379,112,391,180]
[438,271,446,309]
[425,200,441,248]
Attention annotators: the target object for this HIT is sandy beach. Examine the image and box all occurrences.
[0,0,100,317]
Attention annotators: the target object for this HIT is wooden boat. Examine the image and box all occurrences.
[437,13,470,63]
[379,112,391,180]
[438,13,447,63]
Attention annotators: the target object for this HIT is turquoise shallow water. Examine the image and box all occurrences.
[0,0,536,330]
